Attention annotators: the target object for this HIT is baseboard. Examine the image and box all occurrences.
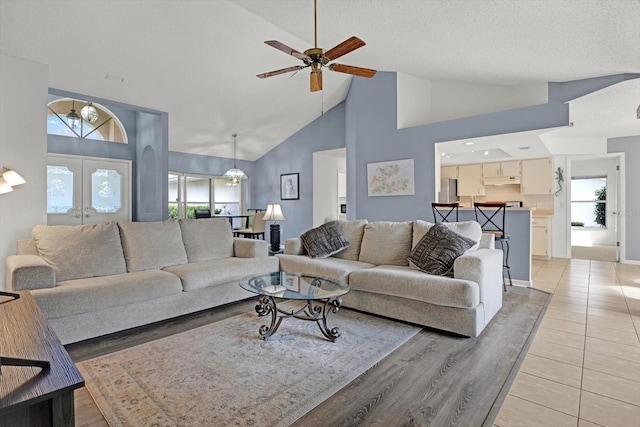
[508,278,532,288]
[621,258,640,265]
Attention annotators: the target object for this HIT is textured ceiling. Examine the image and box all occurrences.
[1,0,639,161]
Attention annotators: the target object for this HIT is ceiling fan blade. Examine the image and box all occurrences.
[257,65,306,79]
[329,63,377,78]
[264,40,310,61]
[324,36,366,61]
[310,71,323,92]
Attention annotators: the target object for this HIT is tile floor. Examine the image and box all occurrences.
[494,258,640,427]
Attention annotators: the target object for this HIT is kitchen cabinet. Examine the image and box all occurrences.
[441,166,458,180]
[457,164,485,196]
[521,158,553,194]
[482,161,521,177]
[532,216,551,259]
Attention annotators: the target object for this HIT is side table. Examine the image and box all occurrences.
[0,291,84,426]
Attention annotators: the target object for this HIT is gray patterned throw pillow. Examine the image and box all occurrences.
[408,222,476,275]
[300,221,351,259]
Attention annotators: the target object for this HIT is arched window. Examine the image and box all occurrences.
[47,98,128,144]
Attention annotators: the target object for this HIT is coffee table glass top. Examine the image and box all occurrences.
[240,272,349,300]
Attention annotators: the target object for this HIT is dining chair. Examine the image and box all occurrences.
[233,212,266,239]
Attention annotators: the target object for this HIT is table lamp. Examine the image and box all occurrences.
[264,203,286,253]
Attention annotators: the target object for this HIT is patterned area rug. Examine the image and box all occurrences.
[77,307,421,426]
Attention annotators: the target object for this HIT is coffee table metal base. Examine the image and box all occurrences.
[255,295,343,342]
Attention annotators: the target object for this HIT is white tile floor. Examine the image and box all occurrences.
[494,258,640,427]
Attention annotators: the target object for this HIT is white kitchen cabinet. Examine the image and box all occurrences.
[532,216,551,259]
[482,161,521,177]
[441,166,458,180]
[522,158,553,194]
[457,164,485,196]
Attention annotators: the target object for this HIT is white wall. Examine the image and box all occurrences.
[312,149,346,227]
[0,54,49,290]
[552,156,569,258]
[396,73,548,129]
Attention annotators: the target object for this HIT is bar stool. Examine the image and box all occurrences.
[474,202,511,291]
[431,202,459,223]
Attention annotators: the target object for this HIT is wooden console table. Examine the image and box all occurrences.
[0,291,84,426]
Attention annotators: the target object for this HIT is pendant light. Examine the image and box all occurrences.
[223,133,248,186]
[66,101,81,130]
[81,102,99,123]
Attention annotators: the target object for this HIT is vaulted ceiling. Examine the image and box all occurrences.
[1,0,639,161]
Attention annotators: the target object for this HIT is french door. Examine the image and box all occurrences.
[47,155,131,225]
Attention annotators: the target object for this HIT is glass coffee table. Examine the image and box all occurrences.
[240,272,350,342]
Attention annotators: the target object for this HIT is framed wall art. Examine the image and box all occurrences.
[367,159,415,196]
[280,173,299,200]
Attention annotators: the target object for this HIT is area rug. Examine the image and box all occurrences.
[77,307,421,426]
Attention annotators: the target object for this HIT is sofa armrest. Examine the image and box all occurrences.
[5,255,56,291]
[478,233,495,249]
[233,238,269,258]
[284,238,307,255]
[454,249,503,312]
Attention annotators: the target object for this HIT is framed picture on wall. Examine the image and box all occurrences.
[280,173,299,200]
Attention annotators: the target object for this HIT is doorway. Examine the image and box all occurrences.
[312,148,346,227]
[47,155,132,225]
[569,155,622,262]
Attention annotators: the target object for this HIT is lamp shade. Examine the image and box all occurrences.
[0,177,13,194]
[264,203,285,221]
[2,168,25,186]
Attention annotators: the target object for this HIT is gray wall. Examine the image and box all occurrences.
[252,101,347,242]
[608,135,640,262]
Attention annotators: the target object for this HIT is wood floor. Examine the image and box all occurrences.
[68,287,548,427]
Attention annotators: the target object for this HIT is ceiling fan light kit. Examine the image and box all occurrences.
[257,0,376,92]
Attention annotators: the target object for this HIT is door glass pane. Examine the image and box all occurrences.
[91,169,122,213]
[185,176,210,219]
[47,165,74,213]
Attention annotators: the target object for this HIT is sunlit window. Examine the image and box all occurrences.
[571,177,607,228]
[47,98,128,143]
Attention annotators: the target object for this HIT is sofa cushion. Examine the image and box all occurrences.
[408,223,476,275]
[31,269,183,319]
[118,220,188,272]
[179,218,233,262]
[277,254,375,284]
[300,221,350,258]
[413,220,482,252]
[332,219,368,261]
[349,265,480,309]
[32,221,127,282]
[358,221,413,266]
[164,256,279,292]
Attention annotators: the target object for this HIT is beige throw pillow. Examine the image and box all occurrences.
[32,221,127,282]
[118,220,188,272]
[358,221,413,266]
[179,218,233,262]
[331,219,368,261]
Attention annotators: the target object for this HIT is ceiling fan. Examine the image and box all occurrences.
[257,0,377,92]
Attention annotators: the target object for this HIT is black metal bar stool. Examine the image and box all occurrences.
[431,202,459,223]
[474,202,511,291]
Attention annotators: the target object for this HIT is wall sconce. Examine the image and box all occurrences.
[263,203,286,253]
[0,167,26,194]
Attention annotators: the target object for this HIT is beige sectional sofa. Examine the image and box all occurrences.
[277,220,503,337]
[5,218,278,344]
